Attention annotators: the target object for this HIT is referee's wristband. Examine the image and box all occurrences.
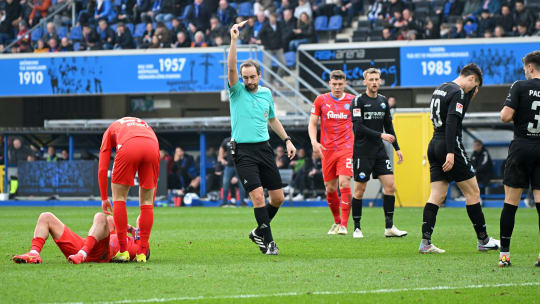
[283,136,291,143]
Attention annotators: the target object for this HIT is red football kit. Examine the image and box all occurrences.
[312,93,354,181]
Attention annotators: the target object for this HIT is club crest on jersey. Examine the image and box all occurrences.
[359,172,366,179]
[327,111,348,119]
[353,108,361,117]
[380,103,386,109]
[456,103,463,114]
[344,104,350,110]
[311,106,315,113]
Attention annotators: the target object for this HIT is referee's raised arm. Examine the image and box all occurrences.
[227,21,247,87]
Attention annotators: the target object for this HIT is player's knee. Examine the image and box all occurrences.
[338,181,350,190]
[354,186,366,199]
[94,212,107,223]
[384,184,396,195]
[325,184,337,193]
[38,212,54,222]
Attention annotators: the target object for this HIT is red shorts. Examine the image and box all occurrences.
[112,136,160,189]
[54,226,111,263]
[321,149,353,182]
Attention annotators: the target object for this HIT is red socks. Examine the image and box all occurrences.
[340,187,352,227]
[327,191,341,224]
[113,201,128,252]
[138,204,154,254]
[81,236,97,254]
[31,237,46,253]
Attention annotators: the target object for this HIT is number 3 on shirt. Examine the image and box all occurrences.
[345,158,352,169]
[528,100,540,133]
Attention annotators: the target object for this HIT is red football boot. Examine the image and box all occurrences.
[67,252,86,264]
[13,252,42,264]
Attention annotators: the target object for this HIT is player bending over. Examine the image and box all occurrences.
[349,68,407,238]
[12,212,147,264]
[419,63,500,253]
[308,70,355,235]
[498,50,540,267]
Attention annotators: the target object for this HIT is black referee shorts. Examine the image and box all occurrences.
[503,139,540,190]
[428,137,475,183]
[234,141,283,193]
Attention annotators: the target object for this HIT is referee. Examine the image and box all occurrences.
[227,21,297,255]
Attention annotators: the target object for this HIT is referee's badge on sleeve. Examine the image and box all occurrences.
[353,108,361,117]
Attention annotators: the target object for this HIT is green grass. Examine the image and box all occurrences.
[0,206,538,303]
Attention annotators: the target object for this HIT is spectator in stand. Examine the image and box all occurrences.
[385,0,405,19]
[390,10,405,30]
[402,8,423,36]
[216,0,237,27]
[133,0,151,23]
[172,31,190,47]
[367,0,383,27]
[513,21,529,37]
[277,0,294,17]
[28,0,51,26]
[257,12,287,86]
[94,0,116,24]
[8,138,29,165]
[281,8,296,51]
[154,21,171,46]
[15,20,32,52]
[498,4,514,34]
[534,20,540,36]
[275,145,290,169]
[50,0,71,28]
[436,0,464,22]
[450,18,466,38]
[493,25,505,37]
[170,17,187,37]
[313,0,340,18]
[114,22,135,49]
[218,137,247,207]
[48,37,59,51]
[97,18,115,50]
[340,0,363,28]
[288,148,308,200]
[42,22,58,42]
[80,23,100,50]
[382,27,394,40]
[46,146,58,162]
[253,11,265,37]
[439,22,452,38]
[154,0,176,23]
[294,0,312,19]
[207,16,227,46]
[476,9,494,37]
[405,29,417,40]
[423,18,440,39]
[306,149,324,198]
[59,149,69,161]
[470,139,493,195]
[240,16,257,44]
[482,29,492,38]
[0,0,21,46]
[116,0,135,23]
[463,0,481,18]
[513,0,535,35]
[254,0,275,16]
[288,12,314,51]
[186,0,211,34]
[139,21,154,48]
[34,39,49,52]
[190,30,207,47]
[473,0,500,16]
[77,0,97,26]
[15,0,33,27]
[170,147,198,193]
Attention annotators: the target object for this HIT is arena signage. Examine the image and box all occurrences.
[0,48,261,97]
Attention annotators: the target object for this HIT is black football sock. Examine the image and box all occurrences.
[383,194,395,229]
[352,197,362,230]
[422,203,439,243]
[254,207,273,244]
[500,203,518,252]
[266,203,279,222]
[536,202,540,231]
[466,202,488,243]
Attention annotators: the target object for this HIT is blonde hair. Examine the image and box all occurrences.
[363,68,381,79]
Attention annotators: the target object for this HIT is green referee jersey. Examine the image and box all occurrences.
[229,81,275,143]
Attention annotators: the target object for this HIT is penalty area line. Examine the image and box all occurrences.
[51,282,540,304]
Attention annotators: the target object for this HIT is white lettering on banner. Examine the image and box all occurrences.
[327,111,348,119]
[18,60,46,85]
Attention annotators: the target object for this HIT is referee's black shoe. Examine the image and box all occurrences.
[249,229,267,254]
[265,241,279,255]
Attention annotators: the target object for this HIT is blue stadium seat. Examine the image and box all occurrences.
[57,26,68,38]
[165,21,173,30]
[326,15,342,31]
[134,23,146,37]
[229,2,237,10]
[31,27,42,42]
[73,41,81,51]
[284,51,296,68]
[314,16,328,31]
[113,0,122,6]
[178,4,192,20]
[238,2,253,17]
[110,24,118,32]
[69,26,82,40]
[125,23,134,34]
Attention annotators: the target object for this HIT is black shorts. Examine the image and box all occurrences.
[353,147,392,182]
[503,139,540,190]
[428,137,475,183]
[233,141,283,193]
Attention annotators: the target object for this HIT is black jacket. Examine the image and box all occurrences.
[257,21,283,50]
[115,29,135,49]
[471,148,493,184]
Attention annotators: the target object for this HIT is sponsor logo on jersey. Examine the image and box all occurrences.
[353,108,361,117]
[456,103,463,114]
[364,112,385,120]
[380,103,386,109]
[327,111,348,119]
[344,104,350,110]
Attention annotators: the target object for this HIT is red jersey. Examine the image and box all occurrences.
[99,117,158,200]
[109,234,140,261]
[312,93,354,152]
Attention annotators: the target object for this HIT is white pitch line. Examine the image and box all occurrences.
[51,282,540,304]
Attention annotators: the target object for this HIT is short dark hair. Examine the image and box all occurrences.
[329,70,346,80]
[473,139,483,145]
[460,63,483,87]
[523,51,540,70]
[240,59,261,75]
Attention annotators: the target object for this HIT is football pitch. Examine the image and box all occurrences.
[1,206,538,303]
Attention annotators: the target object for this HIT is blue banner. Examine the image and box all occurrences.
[400,42,539,87]
[0,49,260,97]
